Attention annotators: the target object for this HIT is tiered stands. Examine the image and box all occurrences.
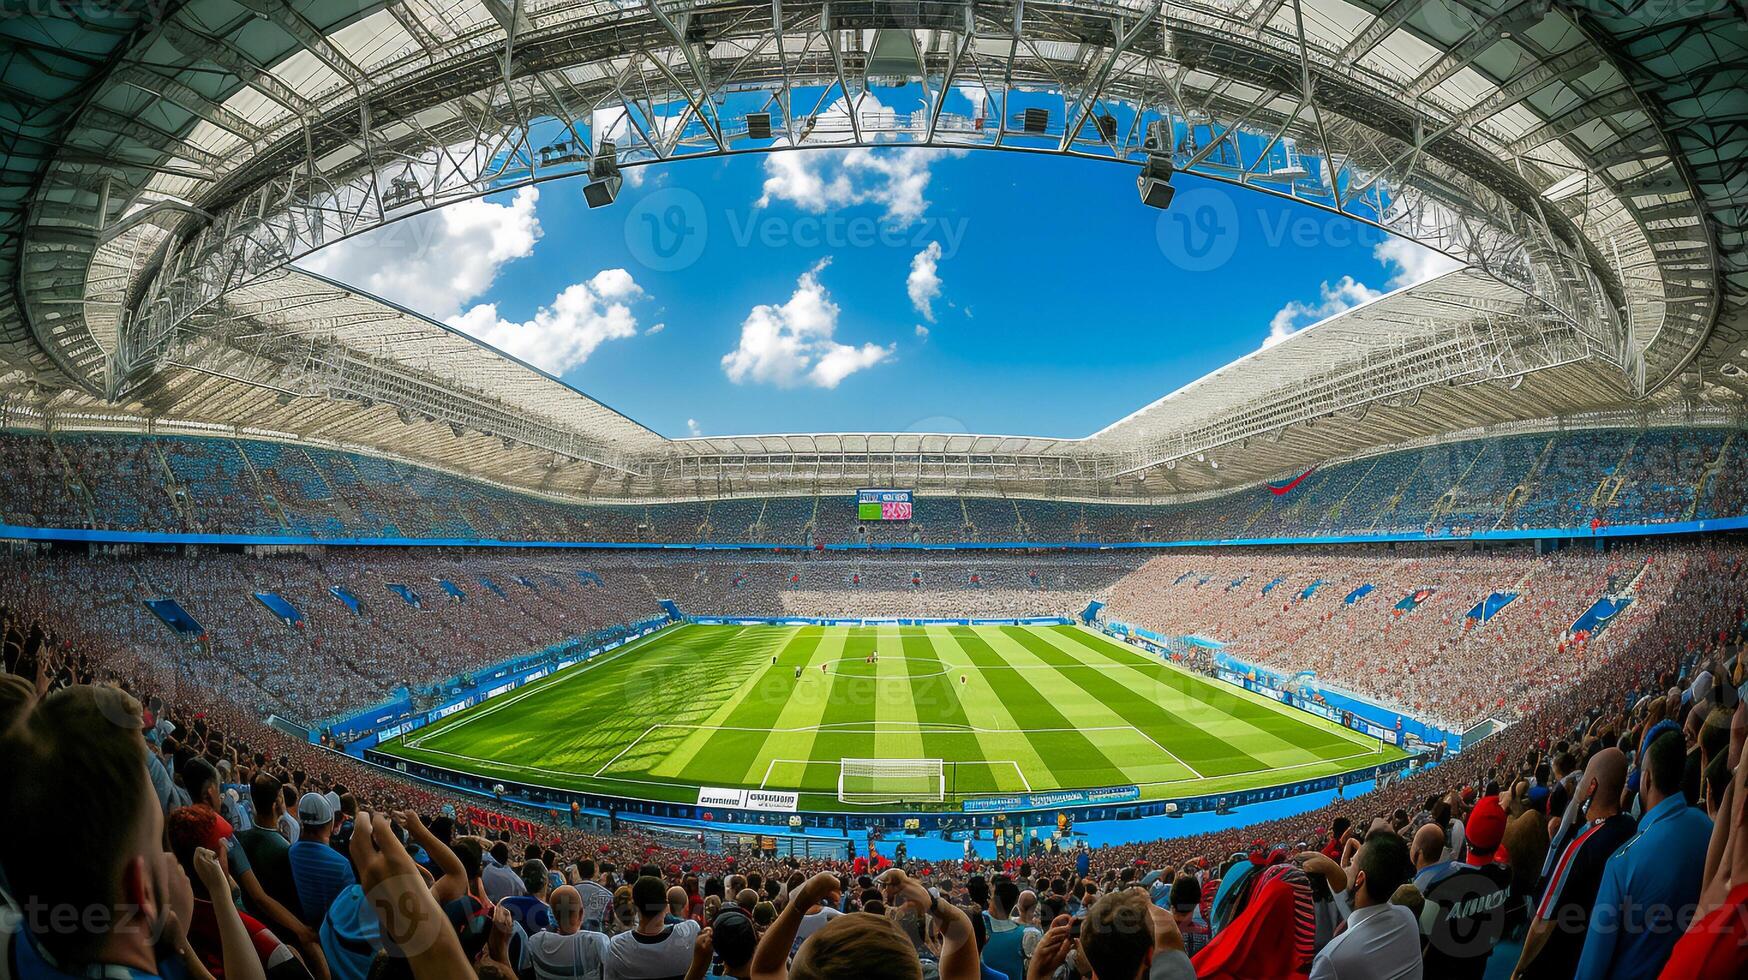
[1,426,1741,542]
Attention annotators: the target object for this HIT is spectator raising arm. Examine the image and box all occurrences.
[348,811,472,980]
[192,847,267,980]
[880,868,980,980]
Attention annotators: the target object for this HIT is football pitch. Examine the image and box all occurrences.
[378,623,1404,810]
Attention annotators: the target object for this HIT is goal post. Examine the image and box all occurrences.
[837,758,945,804]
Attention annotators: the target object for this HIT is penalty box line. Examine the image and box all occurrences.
[759,757,1034,794]
[406,624,689,751]
[594,721,1188,784]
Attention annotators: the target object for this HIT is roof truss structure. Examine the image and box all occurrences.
[0,0,1740,499]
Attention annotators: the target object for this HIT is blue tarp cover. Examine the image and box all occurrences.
[330,586,361,614]
[1344,584,1375,605]
[1395,588,1435,612]
[254,592,302,624]
[1261,577,1285,595]
[144,598,203,635]
[1466,591,1519,622]
[478,577,508,598]
[1572,596,1632,635]
[438,579,466,601]
[387,584,423,608]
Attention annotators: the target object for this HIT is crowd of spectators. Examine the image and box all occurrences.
[3,427,1744,546]
[1101,545,1697,731]
[0,550,1142,724]
[6,533,1748,980]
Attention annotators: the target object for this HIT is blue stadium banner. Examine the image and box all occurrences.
[330,586,362,614]
[962,785,1140,813]
[438,579,466,601]
[387,583,423,608]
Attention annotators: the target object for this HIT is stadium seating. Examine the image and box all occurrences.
[4,539,1745,980]
[4,426,1744,544]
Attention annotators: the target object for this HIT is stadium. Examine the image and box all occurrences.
[0,2,1745,980]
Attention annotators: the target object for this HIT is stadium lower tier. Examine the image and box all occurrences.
[2,542,1723,736]
[4,423,1746,544]
[372,624,1406,811]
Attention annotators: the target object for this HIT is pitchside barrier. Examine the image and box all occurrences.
[362,746,1413,833]
[686,615,1073,627]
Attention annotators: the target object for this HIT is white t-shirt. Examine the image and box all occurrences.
[790,906,843,956]
[523,928,611,980]
[604,920,700,980]
[577,881,614,930]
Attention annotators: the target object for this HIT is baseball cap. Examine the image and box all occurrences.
[1464,796,1507,864]
[711,908,758,965]
[299,791,336,827]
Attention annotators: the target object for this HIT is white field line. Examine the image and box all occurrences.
[759,757,1031,794]
[1070,623,1384,754]
[398,739,1386,799]
[1129,727,1208,780]
[393,625,1396,802]
[405,624,691,750]
[592,725,660,778]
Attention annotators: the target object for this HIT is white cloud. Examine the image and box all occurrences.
[645,322,666,335]
[1262,239,1464,348]
[721,261,895,389]
[907,242,944,322]
[446,268,645,375]
[1265,276,1384,347]
[686,418,703,437]
[915,324,930,339]
[1374,236,1463,289]
[299,187,541,320]
[756,147,962,227]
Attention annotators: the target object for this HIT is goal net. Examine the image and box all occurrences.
[837,759,945,804]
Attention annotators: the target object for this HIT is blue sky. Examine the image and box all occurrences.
[300,147,1453,440]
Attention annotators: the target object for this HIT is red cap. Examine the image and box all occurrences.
[1464,796,1507,864]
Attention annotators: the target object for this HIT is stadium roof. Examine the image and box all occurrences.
[0,0,1741,499]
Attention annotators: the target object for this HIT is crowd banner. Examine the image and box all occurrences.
[466,805,544,839]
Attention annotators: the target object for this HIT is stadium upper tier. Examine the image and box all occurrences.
[4,423,1744,542]
[1,1,1742,500]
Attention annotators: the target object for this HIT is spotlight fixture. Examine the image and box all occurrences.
[1137,154,1175,209]
[584,140,621,208]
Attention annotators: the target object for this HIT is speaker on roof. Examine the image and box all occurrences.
[1022,107,1049,134]
[745,112,773,140]
[1097,113,1118,143]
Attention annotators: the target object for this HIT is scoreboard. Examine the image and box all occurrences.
[856,488,914,521]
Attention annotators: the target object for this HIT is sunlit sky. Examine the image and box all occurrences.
[299,146,1455,440]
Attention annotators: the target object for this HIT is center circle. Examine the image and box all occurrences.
[820,655,952,680]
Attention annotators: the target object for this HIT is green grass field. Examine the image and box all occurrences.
[377,624,1403,810]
